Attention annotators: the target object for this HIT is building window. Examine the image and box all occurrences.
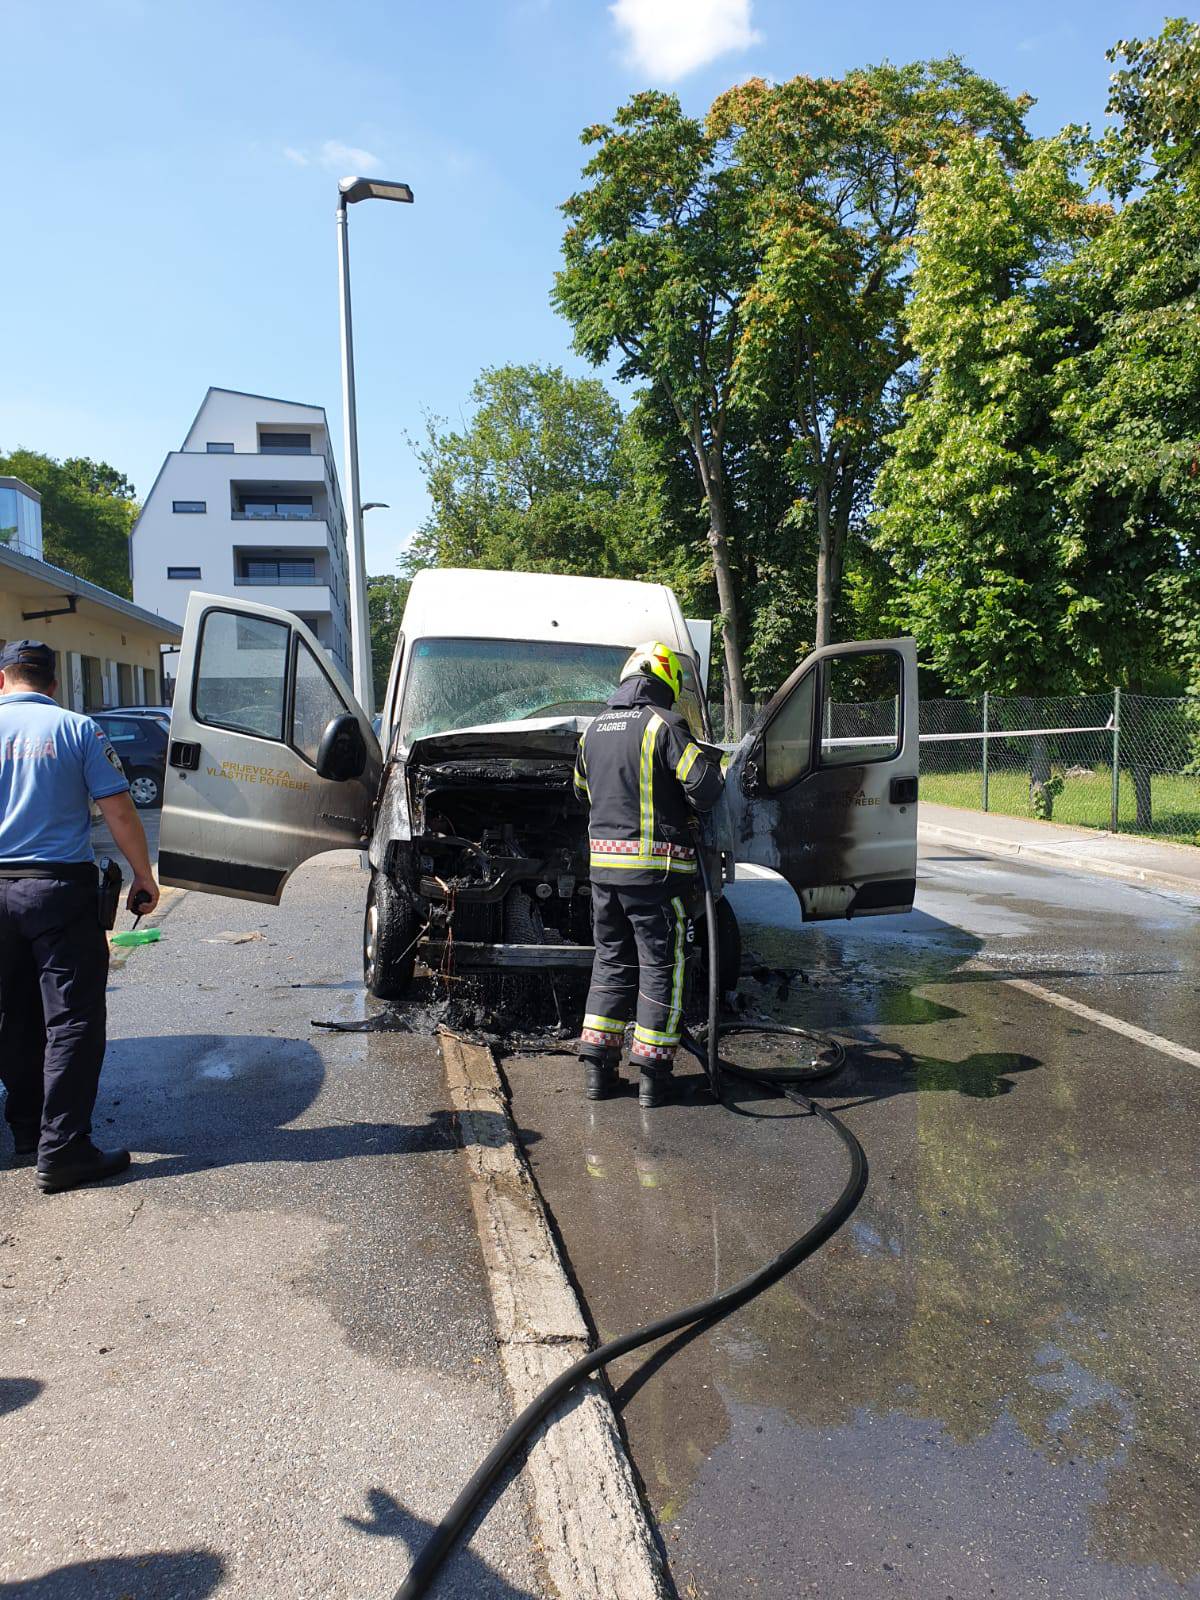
[259,431,312,454]
[0,479,44,560]
[167,566,202,580]
[172,500,206,514]
[206,442,234,453]
[238,557,317,585]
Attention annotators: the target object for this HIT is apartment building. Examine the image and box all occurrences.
[130,388,353,680]
[1,476,180,708]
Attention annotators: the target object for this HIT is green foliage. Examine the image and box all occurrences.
[1029,772,1064,820]
[0,447,138,597]
[713,61,1029,647]
[1097,18,1200,193]
[1067,18,1200,695]
[553,66,1030,723]
[874,20,1200,703]
[408,362,704,602]
[554,90,756,718]
[367,572,410,709]
[873,132,1105,696]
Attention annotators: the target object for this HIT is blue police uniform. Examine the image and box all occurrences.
[0,648,130,1167]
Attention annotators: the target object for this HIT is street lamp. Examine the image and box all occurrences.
[336,173,413,715]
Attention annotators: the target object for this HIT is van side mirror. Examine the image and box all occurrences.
[315,714,367,782]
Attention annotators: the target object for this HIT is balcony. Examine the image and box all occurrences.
[231,511,328,523]
[229,581,338,616]
[233,572,326,586]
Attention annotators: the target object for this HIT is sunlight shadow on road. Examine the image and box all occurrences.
[0,1550,223,1598]
[345,1488,541,1600]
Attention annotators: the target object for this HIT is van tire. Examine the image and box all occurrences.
[364,869,418,1000]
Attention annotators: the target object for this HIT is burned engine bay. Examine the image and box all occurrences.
[407,734,594,956]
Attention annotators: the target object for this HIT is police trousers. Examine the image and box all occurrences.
[581,882,695,1077]
[0,877,110,1161]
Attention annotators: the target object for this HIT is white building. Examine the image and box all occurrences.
[130,388,353,679]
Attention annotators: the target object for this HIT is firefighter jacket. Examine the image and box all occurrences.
[573,676,724,886]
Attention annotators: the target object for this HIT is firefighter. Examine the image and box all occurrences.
[573,641,723,1107]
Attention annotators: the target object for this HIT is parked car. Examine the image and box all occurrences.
[93,712,168,808]
[100,704,172,729]
[157,569,919,999]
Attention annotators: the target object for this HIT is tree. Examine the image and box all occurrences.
[1062,19,1200,821]
[0,448,138,596]
[555,92,755,729]
[871,132,1111,816]
[367,573,410,709]
[554,70,1028,731]
[409,362,703,603]
[873,132,1110,698]
[712,61,1029,651]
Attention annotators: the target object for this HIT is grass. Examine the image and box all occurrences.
[919,766,1200,848]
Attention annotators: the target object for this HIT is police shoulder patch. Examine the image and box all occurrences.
[104,744,124,771]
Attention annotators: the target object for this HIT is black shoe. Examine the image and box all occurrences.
[10,1120,40,1160]
[638,1073,672,1109]
[584,1061,620,1101]
[37,1144,131,1194]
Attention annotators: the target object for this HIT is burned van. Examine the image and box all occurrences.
[158,568,920,998]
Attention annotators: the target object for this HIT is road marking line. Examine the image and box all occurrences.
[1004,976,1200,1068]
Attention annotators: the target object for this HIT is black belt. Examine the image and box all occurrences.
[0,861,98,883]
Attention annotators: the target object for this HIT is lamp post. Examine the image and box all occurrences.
[336,174,413,715]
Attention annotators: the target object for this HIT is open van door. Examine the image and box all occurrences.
[159,593,381,903]
[719,639,918,919]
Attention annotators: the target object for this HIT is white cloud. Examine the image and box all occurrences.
[282,146,309,167]
[611,0,761,81]
[319,140,382,174]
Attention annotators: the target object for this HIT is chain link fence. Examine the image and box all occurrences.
[710,689,1200,846]
[920,691,1200,846]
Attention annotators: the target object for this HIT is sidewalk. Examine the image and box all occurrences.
[0,855,546,1599]
[919,801,1200,903]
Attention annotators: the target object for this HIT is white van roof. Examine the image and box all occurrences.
[400,567,692,652]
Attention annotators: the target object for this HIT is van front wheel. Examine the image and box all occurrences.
[364,869,418,1000]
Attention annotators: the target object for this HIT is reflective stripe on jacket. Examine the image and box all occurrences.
[574,677,723,887]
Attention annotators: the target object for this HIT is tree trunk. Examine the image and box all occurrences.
[707,480,748,738]
[815,478,834,649]
[1132,764,1153,830]
[1029,735,1054,820]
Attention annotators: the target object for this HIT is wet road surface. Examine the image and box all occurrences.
[505,845,1200,1600]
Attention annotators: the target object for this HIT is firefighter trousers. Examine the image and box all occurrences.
[581,883,695,1077]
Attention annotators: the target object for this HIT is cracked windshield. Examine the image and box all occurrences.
[399,637,630,741]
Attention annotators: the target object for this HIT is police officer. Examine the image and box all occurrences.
[0,640,159,1191]
[573,642,723,1108]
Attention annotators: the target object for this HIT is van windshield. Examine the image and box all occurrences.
[399,637,630,743]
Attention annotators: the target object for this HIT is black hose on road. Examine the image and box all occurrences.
[395,923,866,1598]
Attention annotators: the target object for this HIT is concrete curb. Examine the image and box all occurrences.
[919,820,1200,904]
[438,1030,669,1600]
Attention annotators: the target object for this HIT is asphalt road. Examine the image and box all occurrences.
[505,845,1200,1600]
[0,854,545,1600]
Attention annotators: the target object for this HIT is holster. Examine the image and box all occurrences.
[98,858,123,930]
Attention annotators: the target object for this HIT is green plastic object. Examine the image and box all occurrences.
[111,928,162,947]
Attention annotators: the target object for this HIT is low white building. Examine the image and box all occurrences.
[130,388,353,680]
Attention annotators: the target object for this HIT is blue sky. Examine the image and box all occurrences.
[0,0,1175,574]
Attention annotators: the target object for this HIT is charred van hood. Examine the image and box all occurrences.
[405,715,591,767]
